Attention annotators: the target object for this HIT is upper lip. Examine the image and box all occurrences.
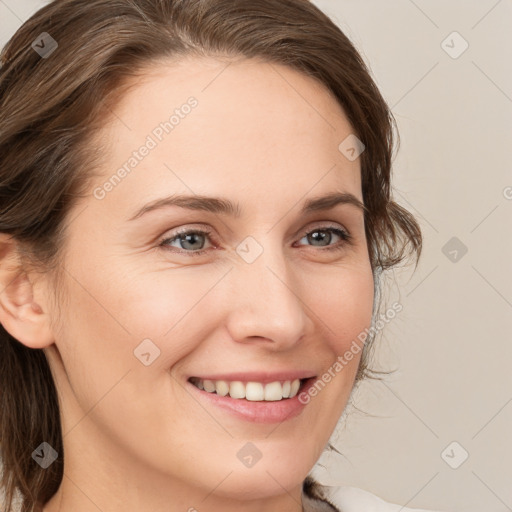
[187,371,317,384]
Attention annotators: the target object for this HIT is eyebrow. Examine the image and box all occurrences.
[127,191,366,221]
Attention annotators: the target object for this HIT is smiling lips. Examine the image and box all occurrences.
[189,377,303,401]
[187,373,317,423]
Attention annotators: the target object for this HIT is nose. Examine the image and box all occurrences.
[224,242,310,350]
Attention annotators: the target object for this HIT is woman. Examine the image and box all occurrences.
[0,1,442,511]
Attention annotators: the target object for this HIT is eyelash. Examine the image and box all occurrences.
[158,225,352,257]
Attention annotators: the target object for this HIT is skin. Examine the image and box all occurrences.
[0,57,374,511]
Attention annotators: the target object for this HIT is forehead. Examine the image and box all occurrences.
[91,56,362,212]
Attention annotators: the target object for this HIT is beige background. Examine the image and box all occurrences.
[1,1,511,511]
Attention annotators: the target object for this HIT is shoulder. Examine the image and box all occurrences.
[302,476,446,512]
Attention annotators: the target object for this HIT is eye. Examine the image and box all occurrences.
[295,225,352,251]
[159,227,215,257]
[159,223,352,257]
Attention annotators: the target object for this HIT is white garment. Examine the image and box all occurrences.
[302,476,446,512]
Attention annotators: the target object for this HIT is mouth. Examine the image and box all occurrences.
[188,376,310,402]
[186,375,316,423]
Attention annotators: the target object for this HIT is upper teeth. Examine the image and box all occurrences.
[191,378,302,401]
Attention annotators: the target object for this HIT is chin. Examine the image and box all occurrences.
[201,457,311,501]
[211,464,311,501]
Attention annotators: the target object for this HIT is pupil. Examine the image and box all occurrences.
[309,230,330,246]
[183,233,204,250]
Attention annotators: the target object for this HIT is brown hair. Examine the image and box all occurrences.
[0,0,422,509]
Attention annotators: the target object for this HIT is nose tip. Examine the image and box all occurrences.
[225,263,309,350]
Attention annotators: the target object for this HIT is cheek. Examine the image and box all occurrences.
[303,261,375,353]
[110,266,229,364]
[56,262,230,391]
[297,261,374,413]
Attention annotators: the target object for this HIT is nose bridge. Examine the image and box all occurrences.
[225,236,308,347]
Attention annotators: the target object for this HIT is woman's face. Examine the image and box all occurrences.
[44,57,374,509]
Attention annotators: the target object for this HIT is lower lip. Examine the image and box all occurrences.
[187,378,315,424]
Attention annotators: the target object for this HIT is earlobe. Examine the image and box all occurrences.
[0,235,54,349]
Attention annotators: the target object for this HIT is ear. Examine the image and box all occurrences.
[0,233,54,348]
